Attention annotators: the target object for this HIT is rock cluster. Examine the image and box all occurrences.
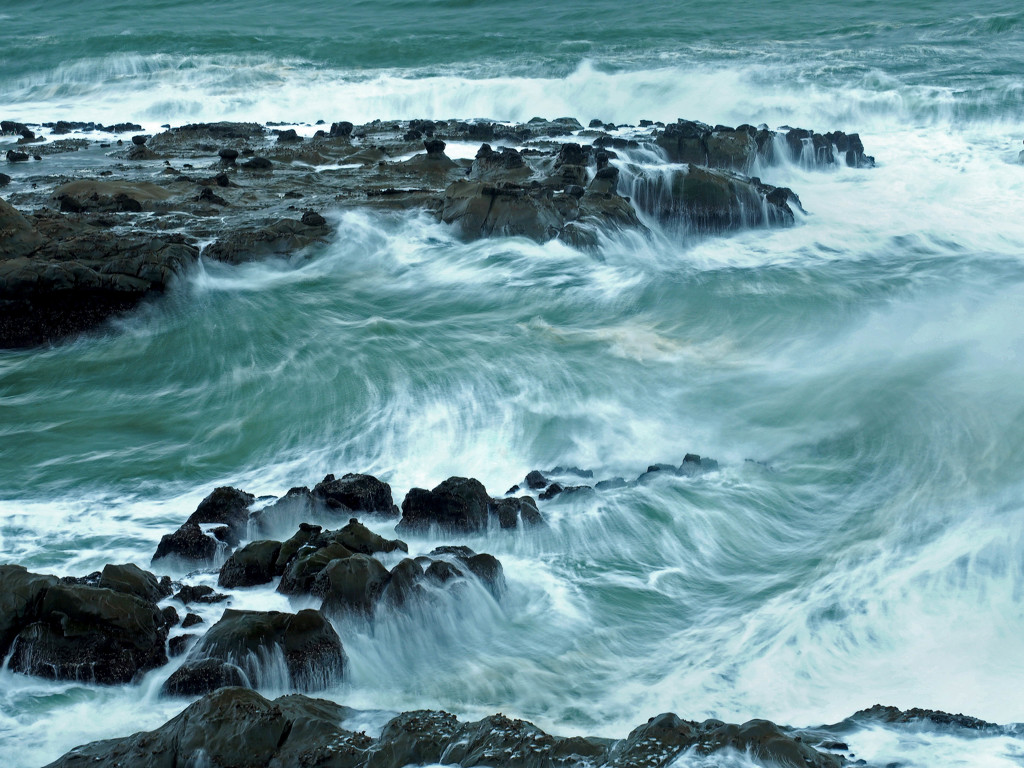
[44,687,855,768]
[3,114,875,347]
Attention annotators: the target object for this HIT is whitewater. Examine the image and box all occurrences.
[2,2,1024,767]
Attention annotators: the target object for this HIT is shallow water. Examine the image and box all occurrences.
[2,2,1024,766]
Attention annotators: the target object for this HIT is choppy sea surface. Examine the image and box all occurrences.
[2,2,1024,766]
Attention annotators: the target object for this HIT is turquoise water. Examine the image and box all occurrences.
[2,2,1024,767]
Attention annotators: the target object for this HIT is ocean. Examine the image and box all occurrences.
[2,1,1024,766]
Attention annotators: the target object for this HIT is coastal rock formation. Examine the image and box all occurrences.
[2,115,875,347]
[0,566,171,684]
[44,687,849,768]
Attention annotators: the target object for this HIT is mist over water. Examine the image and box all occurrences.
[2,1,1024,766]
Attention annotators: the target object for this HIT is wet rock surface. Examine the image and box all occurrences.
[2,116,874,347]
[42,687,892,768]
[163,608,346,696]
[0,568,170,684]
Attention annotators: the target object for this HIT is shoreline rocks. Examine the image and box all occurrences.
[52,688,1007,768]
[2,114,875,348]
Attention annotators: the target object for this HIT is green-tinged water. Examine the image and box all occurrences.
[2,2,1024,767]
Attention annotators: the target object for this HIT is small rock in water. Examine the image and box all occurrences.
[6,150,29,162]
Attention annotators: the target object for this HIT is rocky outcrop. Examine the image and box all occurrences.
[152,486,254,566]
[619,164,801,232]
[2,114,874,347]
[398,476,545,533]
[0,568,171,684]
[655,119,873,170]
[163,608,345,696]
[45,688,845,768]
[218,539,283,588]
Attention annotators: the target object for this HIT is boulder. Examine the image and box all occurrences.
[0,565,59,656]
[311,473,399,516]
[8,583,169,684]
[0,198,44,258]
[153,486,254,565]
[397,476,492,534]
[98,563,172,603]
[312,553,390,614]
[218,539,283,588]
[162,608,345,694]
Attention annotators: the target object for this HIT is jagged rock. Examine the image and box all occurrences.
[490,496,543,528]
[152,487,254,565]
[0,197,45,258]
[164,657,248,696]
[162,609,345,695]
[181,612,203,628]
[46,687,367,768]
[218,540,283,588]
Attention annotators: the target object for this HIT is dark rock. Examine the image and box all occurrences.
[397,476,492,534]
[539,483,563,500]
[163,608,345,694]
[0,197,45,258]
[45,688,367,768]
[164,657,248,695]
[311,473,398,516]
[203,217,329,264]
[0,565,59,656]
[274,520,321,573]
[847,704,997,730]
[181,612,203,628]
[465,553,505,596]
[243,156,273,171]
[130,135,148,146]
[366,709,460,768]
[330,121,354,137]
[196,186,228,206]
[379,558,426,608]
[97,563,172,603]
[277,541,354,596]
[275,129,301,142]
[185,486,254,545]
[218,147,239,162]
[218,539,283,588]
[595,477,628,490]
[0,172,10,186]
[174,584,229,605]
[301,210,326,227]
[525,470,548,489]
[153,521,221,565]
[332,517,407,556]
[424,138,446,155]
[8,583,169,684]
[168,633,195,657]
[6,150,30,162]
[490,496,543,528]
[424,559,461,584]
[313,553,390,614]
